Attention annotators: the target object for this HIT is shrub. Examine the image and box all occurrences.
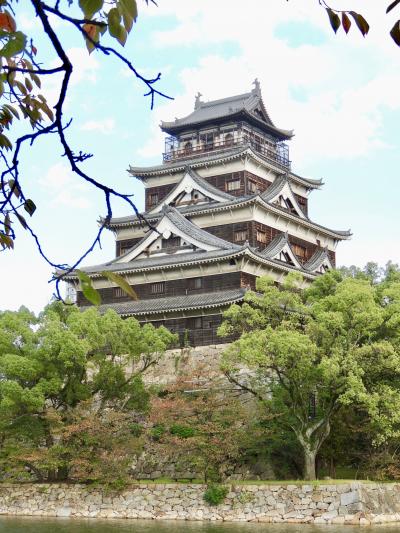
[170,424,196,438]
[203,484,229,506]
[129,423,143,437]
[151,424,166,441]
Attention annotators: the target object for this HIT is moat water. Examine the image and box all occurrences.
[0,518,399,532]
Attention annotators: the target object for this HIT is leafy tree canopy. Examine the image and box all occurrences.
[219,268,400,480]
[0,303,176,482]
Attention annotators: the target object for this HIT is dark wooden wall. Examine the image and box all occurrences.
[144,171,308,214]
[77,272,242,306]
[144,314,238,347]
[206,222,335,266]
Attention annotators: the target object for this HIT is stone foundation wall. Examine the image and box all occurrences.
[1,482,400,525]
[143,344,228,385]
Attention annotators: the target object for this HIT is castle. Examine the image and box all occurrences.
[66,81,350,346]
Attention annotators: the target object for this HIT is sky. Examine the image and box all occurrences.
[1,0,400,313]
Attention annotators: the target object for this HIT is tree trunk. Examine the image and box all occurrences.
[303,446,317,481]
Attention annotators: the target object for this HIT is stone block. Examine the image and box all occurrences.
[340,490,360,506]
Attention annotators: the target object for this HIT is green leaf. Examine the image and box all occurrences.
[0,133,12,150]
[326,8,341,34]
[118,0,138,33]
[108,7,121,33]
[24,77,33,92]
[349,12,370,36]
[4,213,11,235]
[8,179,21,198]
[390,20,400,46]
[4,104,19,119]
[387,0,400,14]
[0,231,13,249]
[108,8,127,46]
[16,212,27,229]
[24,199,36,216]
[79,0,103,19]
[0,31,27,58]
[76,270,101,306]
[101,271,138,300]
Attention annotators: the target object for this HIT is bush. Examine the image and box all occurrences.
[170,424,196,438]
[203,484,229,506]
[151,424,166,441]
[129,423,143,437]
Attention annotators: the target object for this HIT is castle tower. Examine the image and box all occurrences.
[66,83,350,347]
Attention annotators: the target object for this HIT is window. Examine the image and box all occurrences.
[256,230,267,244]
[188,277,203,290]
[113,287,126,298]
[148,192,158,206]
[193,317,202,329]
[248,180,258,194]
[226,179,241,192]
[234,230,247,242]
[151,282,165,295]
[292,243,307,260]
[184,141,192,154]
[201,132,214,151]
[224,133,234,146]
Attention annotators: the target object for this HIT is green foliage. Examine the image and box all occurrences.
[203,484,229,506]
[220,269,400,480]
[170,424,196,438]
[0,303,175,483]
[151,424,166,441]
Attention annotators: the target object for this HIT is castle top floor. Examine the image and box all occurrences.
[160,81,293,170]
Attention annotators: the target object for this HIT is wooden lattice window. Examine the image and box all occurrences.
[149,192,158,206]
[234,230,247,242]
[188,277,203,290]
[113,287,125,298]
[151,282,165,295]
[292,243,307,260]
[248,180,258,194]
[256,230,267,244]
[226,179,241,192]
[193,317,202,329]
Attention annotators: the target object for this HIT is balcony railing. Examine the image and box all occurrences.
[163,137,291,170]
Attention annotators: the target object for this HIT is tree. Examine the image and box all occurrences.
[0,0,171,301]
[219,270,400,480]
[307,0,400,46]
[0,303,176,482]
[148,369,259,482]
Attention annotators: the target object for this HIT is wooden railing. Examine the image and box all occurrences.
[163,138,291,169]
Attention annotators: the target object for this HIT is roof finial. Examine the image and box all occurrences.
[194,92,203,109]
[252,78,261,95]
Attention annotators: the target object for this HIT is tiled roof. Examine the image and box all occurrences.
[129,144,246,176]
[71,249,244,276]
[160,88,293,140]
[303,247,331,271]
[260,232,289,259]
[83,288,247,317]
[162,206,241,250]
[106,196,351,241]
[185,166,234,200]
[128,145,322,189]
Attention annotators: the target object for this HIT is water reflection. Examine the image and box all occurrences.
[1,518,400,533]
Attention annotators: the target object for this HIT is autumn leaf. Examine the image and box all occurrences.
[0,11,16,32]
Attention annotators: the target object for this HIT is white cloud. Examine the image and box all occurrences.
[40,163,92,209]
[138,0,400,166]
[81,118,115,135]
